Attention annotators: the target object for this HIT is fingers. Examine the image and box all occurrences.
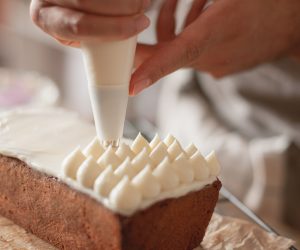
[156,0,178,42]
[184,0,207,27]
[130,22,209,95]
[31,3,150,42]
[134,43,159,68]
[44,0,151,16]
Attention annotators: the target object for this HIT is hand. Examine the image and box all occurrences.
[30,0,150,47]
[130,0,300,95]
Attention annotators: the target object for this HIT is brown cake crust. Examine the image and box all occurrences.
[0,155,221,250]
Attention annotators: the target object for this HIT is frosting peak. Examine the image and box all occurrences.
[115,143,135,160]
[83,138,104,159]
[109,176,142,212]
[132,165,161,198]
[62,147,85,179]
[97,146,121,169]
[131,133,151,154]
[153,157,180,190]
[163,134,176,147]
[149,134,161,149]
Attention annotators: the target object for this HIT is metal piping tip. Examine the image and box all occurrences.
[102,139,120,148]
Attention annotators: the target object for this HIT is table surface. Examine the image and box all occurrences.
[217,187,298,250]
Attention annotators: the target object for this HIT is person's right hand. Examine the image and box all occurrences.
[130,0,300,95]
[30,0,150,47]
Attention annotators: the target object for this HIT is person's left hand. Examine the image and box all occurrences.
[130,0,300,95]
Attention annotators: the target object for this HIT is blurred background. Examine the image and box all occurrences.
[0,0,299,247]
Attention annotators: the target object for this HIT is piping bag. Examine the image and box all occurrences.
[81,36,137,148]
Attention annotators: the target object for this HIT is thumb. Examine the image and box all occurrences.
[130,25,208,95]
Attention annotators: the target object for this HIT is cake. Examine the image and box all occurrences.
[0,108,221,250]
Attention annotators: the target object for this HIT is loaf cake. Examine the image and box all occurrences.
[0,108,221,250]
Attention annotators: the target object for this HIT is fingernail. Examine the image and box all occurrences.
[133,78,151,95]
[136,15,150,32]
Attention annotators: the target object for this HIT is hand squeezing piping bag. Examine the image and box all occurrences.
[81,36,137,147]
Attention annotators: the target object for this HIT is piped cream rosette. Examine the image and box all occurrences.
[62,133,221,215]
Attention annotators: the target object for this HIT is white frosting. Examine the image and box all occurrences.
[206,151,221,176]
[131,133,151,154]
[62,147,86,180]
[114,157,136,179]
[0,108,220,216]
[190,151,210,181]
[0,108,95,177]
[149,134,161,149]
[149,142,169,165]
[153,157,180,190]
[167,140,184,161]
[185,144,198,157]
[173,154,194,184]
[115,143,135,160]
[109,176,142,212]
[83,138,105,159]
[97,146,121,170]
[163,134,176,147]
[131,148,153,173]
[93,166,121,197]
[77,156,105,188]
[132,165,161,199]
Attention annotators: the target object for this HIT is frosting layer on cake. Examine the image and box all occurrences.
[0,108,96,176]
[0,108,220,216]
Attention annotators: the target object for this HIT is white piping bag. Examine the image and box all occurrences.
[81,36,137,147]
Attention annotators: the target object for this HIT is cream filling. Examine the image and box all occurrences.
[0,108,220,216]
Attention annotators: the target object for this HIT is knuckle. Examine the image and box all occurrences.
[178,36,202,64]
[183,43,202,63]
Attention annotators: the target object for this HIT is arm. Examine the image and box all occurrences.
[130,0,300,95]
